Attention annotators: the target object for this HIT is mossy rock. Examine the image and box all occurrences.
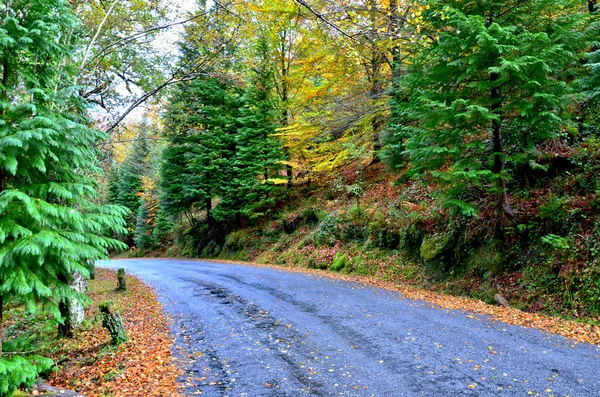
[420,233,452,261]
[466,246,504,277]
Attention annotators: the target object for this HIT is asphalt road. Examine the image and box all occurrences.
[99,259,600,396]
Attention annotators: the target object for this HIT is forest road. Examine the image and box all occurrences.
[99,259,600,397]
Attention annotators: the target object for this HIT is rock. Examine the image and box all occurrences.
[32,379,86,396]
[494,293,509,307]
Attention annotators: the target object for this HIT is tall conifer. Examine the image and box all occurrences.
[0,0,126,392]
[391,0,586,223]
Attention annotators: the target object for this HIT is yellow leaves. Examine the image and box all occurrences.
[468,383,478,389]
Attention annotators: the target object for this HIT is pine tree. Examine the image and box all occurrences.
[112,124,150,245]
[233,38,286,218]
[162,76,242,223]
[0,0,126,392]
[391,0,587,224]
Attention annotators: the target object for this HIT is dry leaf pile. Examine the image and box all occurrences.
[48,268,182,397]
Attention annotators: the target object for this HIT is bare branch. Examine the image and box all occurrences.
[79,0,118,75]
[292,0,357,41]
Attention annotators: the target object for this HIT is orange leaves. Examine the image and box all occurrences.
[48,269,183,397]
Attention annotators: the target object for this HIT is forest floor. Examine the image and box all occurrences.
[48,268,183,397]
[3,268,183,397]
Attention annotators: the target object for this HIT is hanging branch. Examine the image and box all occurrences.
[104,24,240,135]
[292,0,357,40]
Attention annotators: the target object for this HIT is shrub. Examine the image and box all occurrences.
[313,214,339,247]
[400,221,426,257]
[341,224,367,243]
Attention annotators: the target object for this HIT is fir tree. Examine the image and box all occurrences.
[0,0,126,393]
[233,38,286,218]
[391,0,587,224]
[161,76,241,224]
[113,124,150,245]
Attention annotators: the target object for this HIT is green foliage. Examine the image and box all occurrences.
[0,355,53,397]
[541,234,571,251]
[161,33,285,240]
[134,199,154,250]
[110,125,151,245]
[312,214,340,247]
[538,193,570,234]
[0,0,127,390]
[387,0,588,218]
[330,252,351,272]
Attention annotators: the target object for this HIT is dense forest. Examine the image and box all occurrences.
[1,0,599,394]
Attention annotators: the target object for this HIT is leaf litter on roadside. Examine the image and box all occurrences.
[48,268,183,397]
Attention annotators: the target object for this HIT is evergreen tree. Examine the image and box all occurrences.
[0,0,126,393]
[233,38,286,218]
[391,0,587,224]
[111,123,151,245]
[134,199,154,250]
[162,76,241,223]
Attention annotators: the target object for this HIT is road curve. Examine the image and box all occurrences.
[99,259,600,396]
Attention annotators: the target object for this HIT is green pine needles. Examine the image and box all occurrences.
[0,0,127,394]
[161,37,285,229]
[390,0,589,223]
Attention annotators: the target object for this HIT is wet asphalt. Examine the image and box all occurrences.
[99,259,600,397]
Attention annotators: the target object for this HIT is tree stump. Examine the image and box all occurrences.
[117,268,127,291]
[99,301,128,345]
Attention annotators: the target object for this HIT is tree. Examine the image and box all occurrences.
[232,38,286,217]
[0,0,126,393]
[111,123,151,245]
[390,0,587,225]
[161,75,241,224]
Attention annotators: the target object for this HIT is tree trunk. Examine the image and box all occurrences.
[117,268,127,291]
[368,0,384,163]
[57,273,74,338]
[206,196,214,227]
[490,73,515,226]
[99,301,128,345]
[87,260,95,280]
[0,138,4,357]
[279,30,294,187]
[58,300,74,338]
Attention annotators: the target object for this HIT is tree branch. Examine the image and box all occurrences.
[292,0,357,41]
[79,0,119,76]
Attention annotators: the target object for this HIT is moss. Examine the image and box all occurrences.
[420,233,452,261]
[331,253,350,272]
[466,246,504,278]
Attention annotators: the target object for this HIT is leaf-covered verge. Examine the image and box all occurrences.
[3,268,182,397]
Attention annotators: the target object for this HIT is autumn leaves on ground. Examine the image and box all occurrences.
[47,269,181,397]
